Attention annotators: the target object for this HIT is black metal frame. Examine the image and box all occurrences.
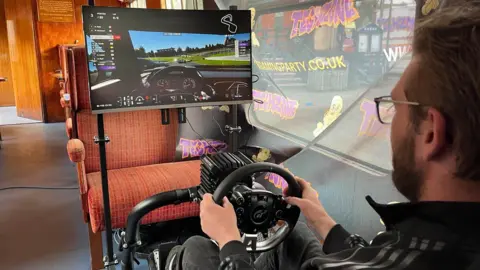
[227,5,242,154]
[94,114,116,267]
[87,2,245,268]
[87,1,118,268]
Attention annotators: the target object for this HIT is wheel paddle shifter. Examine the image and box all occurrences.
[119,151,302,270]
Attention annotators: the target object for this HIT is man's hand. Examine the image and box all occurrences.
[200,193,241,249]
[284,177,337,240]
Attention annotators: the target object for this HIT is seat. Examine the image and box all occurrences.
[64,47,202,269]
[86,161,201,232]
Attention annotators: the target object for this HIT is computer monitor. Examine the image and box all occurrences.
[82,6,252,113]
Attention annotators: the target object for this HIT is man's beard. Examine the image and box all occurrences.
[391,132,424,202]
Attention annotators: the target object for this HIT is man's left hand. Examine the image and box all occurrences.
[200,193,241,249]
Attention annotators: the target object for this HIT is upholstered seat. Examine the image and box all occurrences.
[86,160,201,233]
[62,46,205,269]
[68,109,202,233]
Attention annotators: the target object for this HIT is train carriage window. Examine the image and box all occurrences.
[231,0,417,173]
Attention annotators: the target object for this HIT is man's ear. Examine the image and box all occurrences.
[423,107,448,161]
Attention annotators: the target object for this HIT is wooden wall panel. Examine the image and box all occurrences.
[4,0,43,120]
[147,0,162,8]
[36,0,87,122]
[35,0,163,122]
[34,0,122,122]
[203,0,218,10]
[0,0,15,107]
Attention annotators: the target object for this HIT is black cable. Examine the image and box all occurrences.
[252,74,259,83]
[243,103,254,154]
[0,186,78,191]
[212,110,226,137]
[185,116,220,153]
[242,99,264,154]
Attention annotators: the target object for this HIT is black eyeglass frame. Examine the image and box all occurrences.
[373,95,420,124]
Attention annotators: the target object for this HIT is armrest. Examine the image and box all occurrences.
[60,97,66,108]
[67,139,88,194]
[67,139,85,163]
[65,118,73,139]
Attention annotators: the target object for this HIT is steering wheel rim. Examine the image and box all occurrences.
[212,162,302,252]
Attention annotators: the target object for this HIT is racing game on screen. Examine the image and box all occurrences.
[82,6,252,113]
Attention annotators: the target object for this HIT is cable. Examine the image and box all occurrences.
[243,103,254,153]
[0,186,78,191]
[252,74,259,83]
[242,99,264,154]
[185,116,220,153]
[212,111,226,137]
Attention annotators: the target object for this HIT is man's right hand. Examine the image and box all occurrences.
[285,177,337,240]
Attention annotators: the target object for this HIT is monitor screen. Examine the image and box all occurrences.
[82,6,253,113]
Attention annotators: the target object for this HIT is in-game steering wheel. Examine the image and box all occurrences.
[145,66,205,96]
[212,162,302,252]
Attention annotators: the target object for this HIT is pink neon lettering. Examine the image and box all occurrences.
[290,11,303,38]
[265,173,288,191]
[252,89,299,120]
[377,16,415,32]
[179,138,227,159]
[290,0,360,39]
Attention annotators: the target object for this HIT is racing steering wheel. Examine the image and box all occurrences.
[119,161,302,269]
[212,162,302,252]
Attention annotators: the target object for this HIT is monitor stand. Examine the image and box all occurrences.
[91,4,246,269]
[88,1,116,269]
[177,108,186,123]
[93,114,115,269]
[161,108,186,125]
[161,109,170,125]
[227,5,242,153]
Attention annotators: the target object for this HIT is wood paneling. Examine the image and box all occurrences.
[203,0,218,10]
[36,0,87,122]
[4,0,43,120]
[0,0,15,106]
[147,0,162,8]
[34,0,122,122]
[34,0,162,122]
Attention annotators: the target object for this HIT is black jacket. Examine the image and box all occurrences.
[220,196,480,270]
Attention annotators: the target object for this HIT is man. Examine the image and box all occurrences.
[166,3,480,270]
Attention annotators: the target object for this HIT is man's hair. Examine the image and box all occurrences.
[406,2,480,181]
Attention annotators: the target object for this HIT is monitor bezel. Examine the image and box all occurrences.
[81,6,253,114]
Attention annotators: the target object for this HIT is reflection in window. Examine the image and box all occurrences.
[242,0,415,171]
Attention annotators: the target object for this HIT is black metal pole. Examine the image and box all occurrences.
[231,105,239,152]
[96,114,115,264]
[228,5,239,153]
[89,0,114,266]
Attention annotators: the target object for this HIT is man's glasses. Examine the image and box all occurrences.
[373,95,420,124]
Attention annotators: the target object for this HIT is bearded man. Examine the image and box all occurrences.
[166,2,480,270]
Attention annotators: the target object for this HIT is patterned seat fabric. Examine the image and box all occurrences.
[76,110,202,233]
[87,161,201,233]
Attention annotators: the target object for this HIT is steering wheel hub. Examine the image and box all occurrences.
[252,205,269,224]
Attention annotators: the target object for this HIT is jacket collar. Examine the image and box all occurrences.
[366,195,480,234]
